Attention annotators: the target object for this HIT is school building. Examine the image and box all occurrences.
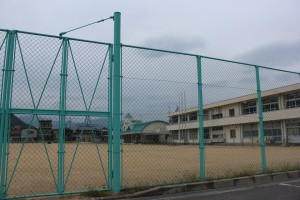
[166,83,300,145]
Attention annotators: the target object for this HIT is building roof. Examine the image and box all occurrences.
[132,120,142,124]
[124,113,133,119]
[123,120,168,134]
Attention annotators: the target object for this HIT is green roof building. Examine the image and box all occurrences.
[122,114,170,144]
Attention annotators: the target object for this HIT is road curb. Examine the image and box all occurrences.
[213,179,234,188]
[254,174,272,184]
[288,170,300,178]
[234,176,254,186]
[93,170,300,199]
[271,172,289,181]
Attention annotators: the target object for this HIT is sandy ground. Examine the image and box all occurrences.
[4,143,300,196]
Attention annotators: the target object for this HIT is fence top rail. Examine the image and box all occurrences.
[121,44,199,57]
[122,44,300,75]
[201,56,300,75]
[14,30,112,46]
[0,28,8,32]
[1,28,299,75]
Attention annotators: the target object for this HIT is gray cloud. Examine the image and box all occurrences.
[236,40,300,68]
[143,35,205,53]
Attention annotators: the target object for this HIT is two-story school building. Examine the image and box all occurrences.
[166,83,300,145]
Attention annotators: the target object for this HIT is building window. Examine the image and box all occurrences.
[180,131,188,141]
[285,92,300,108]
[229,109,235,117]
[212,134,223,139]
[286,119,300,137]
[264,121,282,142]
[204,110,209,120]
[212,113,223,119]
[242,101,257,115]
[204,133,210,139]
[180,115,188,122]
[203,128,210,139]
[189,112,197,121]
[230,130,236,138]
[242,123,258,138]
[171,116,178,124]
[190,129,198,140]
[212,108,223,119]
[263,97,279,112]
[212,126,223,131]
[204,128,209,134]
[172,131,179,140]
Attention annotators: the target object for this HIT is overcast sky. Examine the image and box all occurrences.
[1,0,300,123]
[1,0,300,72]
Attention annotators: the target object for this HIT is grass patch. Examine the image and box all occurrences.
[83,190,112,197]
[178,171,199,183]
[207,162,300,181]
[266,162,300,173]
[122,185,151,194]
[206,167,260,181]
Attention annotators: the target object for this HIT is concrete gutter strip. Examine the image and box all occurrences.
[234,176,254,186]
[186,181,213,191]
[288,171,300,178]
[213,179,234,189]
[271,172,289,181]
[132,184,188,197]
[254,174,272,184]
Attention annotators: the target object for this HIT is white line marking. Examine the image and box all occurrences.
[279,183,300,188]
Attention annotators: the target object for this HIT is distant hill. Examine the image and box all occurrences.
[18,115,108,130]
[10,114,32,129]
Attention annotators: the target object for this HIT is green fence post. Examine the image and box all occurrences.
[112,11,121,193]
[58,38,68,193]
[255,66,266,173]
[197,56,205,181]
[0,30,16,198]
[108,44,113,189]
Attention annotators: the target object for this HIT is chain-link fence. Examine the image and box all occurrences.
[120,44,300,188]
[0,30,111,198]
[0,28,300,199]
[121,45,199,187]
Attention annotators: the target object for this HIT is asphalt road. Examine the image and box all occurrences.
[132,178,300,200]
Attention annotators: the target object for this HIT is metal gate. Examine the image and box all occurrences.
[0,29,114,198]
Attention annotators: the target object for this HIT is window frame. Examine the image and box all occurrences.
[229,108,235,117]
[172,131,179,140]
[230,129,236,138]
[189,112,197,121]
[242,101,257,115]
[263,97,279,112]
[285,92,300,109]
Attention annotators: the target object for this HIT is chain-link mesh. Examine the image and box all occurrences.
[121,47,300,187]
[121,46,199,187]
[66,39,109,111]
[1,28,300,198]
[259,68,300,172]
[64,39,110,193]
[201,58,261,179]
[63,116,109,192]
[0,30,7,110]
[7,114,59,196]
[1,31,110,197]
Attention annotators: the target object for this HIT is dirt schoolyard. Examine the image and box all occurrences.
[5,143,300,196]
